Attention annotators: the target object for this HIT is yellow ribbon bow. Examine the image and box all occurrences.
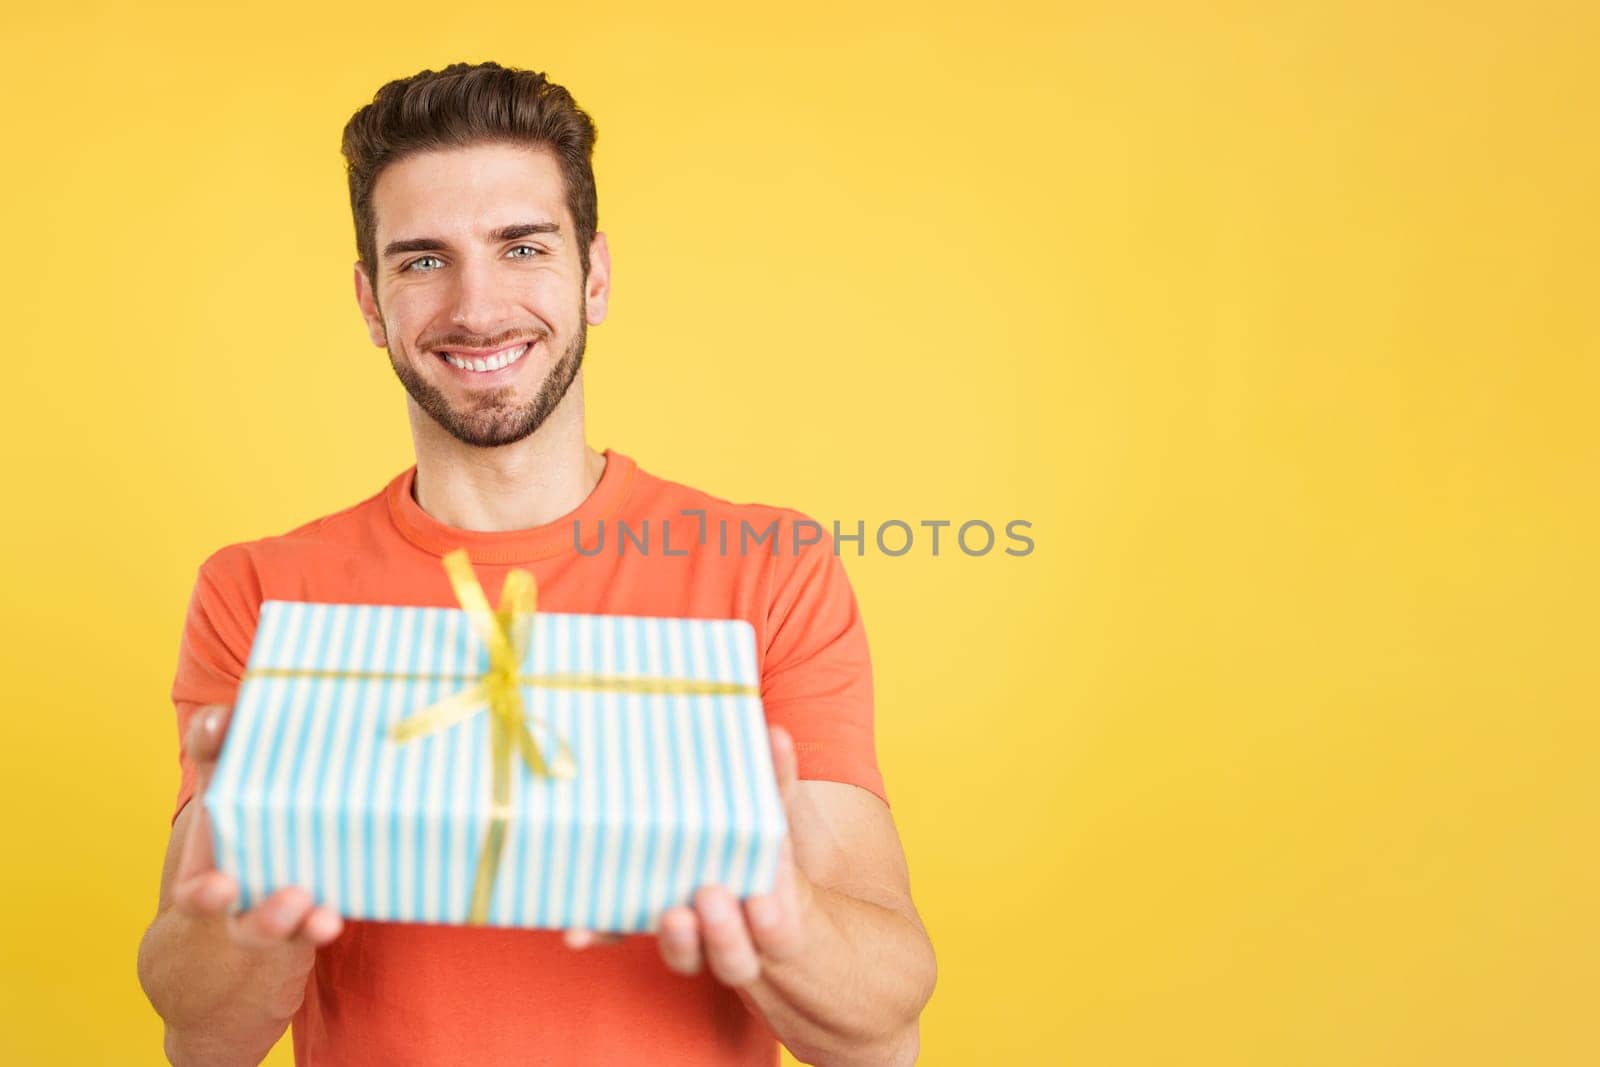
[387,549,758,924]
[388,549,574,923]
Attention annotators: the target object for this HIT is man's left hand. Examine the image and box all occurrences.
[562,724,815,987]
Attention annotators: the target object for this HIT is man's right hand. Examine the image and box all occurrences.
[170,703,344,951]
[138,704,345,1065]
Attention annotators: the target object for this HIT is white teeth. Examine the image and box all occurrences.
[443,343,529,373]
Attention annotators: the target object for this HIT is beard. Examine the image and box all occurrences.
[387,314,587,449]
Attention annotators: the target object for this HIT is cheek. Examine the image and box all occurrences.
[384,286,449,335]
[520,275,580,315]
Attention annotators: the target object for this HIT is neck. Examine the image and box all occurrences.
[407,376,605,532]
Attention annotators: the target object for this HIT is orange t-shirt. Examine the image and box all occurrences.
[168,448,886,1066]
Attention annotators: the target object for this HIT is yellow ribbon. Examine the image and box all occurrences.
[392,549,573,923]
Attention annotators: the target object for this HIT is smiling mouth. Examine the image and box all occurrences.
[434,341,533,373]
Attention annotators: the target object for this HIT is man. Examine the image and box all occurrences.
[135,61,935,1066]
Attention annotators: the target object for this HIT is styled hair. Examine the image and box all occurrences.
[340,61,599,281]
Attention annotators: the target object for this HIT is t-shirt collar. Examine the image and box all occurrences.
[385,447,636,564]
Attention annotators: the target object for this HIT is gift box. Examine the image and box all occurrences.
[203,551,789,932]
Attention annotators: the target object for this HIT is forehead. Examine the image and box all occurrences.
[371,142,571,242]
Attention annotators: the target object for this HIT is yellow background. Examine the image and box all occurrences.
[2,2,1595,1063]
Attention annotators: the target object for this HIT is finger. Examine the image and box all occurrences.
[184,704,233,768]
[746,837,806,962]
[658,905,703,975]
[293,905,345,949]
[768,725,799,805]
[228,887,316,950]
[172,869,239,920]
[564,928,623,950]
[695,886,762,987]
[174,706,233,882]
[174,808,219,885]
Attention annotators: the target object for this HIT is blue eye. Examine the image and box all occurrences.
[405,255,444,273]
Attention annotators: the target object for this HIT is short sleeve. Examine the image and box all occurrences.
[759,516,887,808]
[169,547,260,825]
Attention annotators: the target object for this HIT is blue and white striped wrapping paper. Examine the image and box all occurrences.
[203,599,789,932]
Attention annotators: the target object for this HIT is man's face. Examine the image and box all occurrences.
[354,142,609,448]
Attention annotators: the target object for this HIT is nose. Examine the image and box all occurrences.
[446,255,517,337]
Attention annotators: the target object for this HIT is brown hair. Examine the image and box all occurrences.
[341,61,600,282]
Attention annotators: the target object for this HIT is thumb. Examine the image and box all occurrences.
[185,703,233,767]
[175,705,232,885]
[768,724,799,809]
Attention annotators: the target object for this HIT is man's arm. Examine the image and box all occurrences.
[725,765,935,1065]
[673,522,934,1063]
[136,705,345,1066]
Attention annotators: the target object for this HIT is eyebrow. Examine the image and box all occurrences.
[381,221,563,259]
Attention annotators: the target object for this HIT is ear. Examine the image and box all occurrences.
[583,231,611,327]
[353,261,388,347]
